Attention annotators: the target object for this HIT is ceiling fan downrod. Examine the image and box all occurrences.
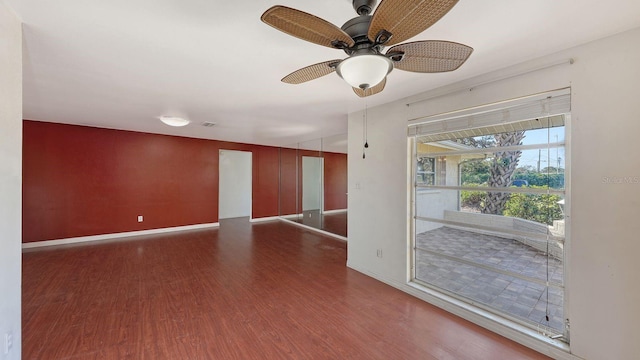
[352,0,376,16]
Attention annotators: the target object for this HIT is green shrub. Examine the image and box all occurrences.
[460,160,490,185]
[503,187,563,225]
[460,184,486,210]
[459,184,563,225]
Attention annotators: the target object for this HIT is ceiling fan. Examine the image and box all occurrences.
[261,0,473,97]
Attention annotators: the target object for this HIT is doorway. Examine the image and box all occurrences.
[219,150,252,220]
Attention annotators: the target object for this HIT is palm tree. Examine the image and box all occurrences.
[481,131,526,215]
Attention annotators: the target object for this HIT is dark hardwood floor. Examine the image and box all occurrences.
[22,218,550,359]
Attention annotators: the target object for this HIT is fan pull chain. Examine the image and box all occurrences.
[362,98,369,159]
[362,111,366,159]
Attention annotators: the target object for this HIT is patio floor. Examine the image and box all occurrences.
[415,226,564,333]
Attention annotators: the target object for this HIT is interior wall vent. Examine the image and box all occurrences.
[201,122,217,127]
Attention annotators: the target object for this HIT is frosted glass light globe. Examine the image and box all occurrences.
[336,54,392,90]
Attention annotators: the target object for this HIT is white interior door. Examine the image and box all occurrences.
[219,150,252,219]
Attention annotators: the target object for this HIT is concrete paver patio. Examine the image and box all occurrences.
[415,226,564,332]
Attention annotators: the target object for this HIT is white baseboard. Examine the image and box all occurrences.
[278,217,347,241]
[22,223,220,249]
[322,208,347,214]
[345,262,582,360]
[250,216,279,223]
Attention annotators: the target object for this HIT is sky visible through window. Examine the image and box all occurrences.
[519,126,565,170]
[461,126,565,170]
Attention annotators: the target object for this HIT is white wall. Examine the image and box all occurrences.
[218,150,252,219]
[348,27,640,360]
[0,2,22,359]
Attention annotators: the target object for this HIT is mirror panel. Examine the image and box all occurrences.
[278,134,347,237]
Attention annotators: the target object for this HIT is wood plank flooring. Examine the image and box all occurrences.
[22,218,550,359]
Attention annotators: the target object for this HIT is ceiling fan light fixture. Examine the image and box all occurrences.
[336,54,392,90]
[158,116,190,127]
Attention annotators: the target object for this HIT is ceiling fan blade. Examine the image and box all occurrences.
[368,0,459,46]
[387,40,472,73]
[353,78,386,97]
[261,6,355,49]
[282,59,343,84]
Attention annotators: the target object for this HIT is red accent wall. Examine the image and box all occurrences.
[323,152,348,211]
[22,121,280,242]
[279,148,299,216]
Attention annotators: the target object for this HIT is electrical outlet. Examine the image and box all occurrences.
[137,215,143,222]
[4,332,12,354]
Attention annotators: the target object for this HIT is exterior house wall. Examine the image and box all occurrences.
[414,151,461,235]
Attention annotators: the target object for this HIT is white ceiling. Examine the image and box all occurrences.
[5,0,640,149]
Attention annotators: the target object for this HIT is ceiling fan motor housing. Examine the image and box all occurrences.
[341,15,387,56]
[341,15,373,50]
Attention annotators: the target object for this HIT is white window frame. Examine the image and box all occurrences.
[408,89,572,344]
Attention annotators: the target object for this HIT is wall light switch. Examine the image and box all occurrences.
[137,215,143,222]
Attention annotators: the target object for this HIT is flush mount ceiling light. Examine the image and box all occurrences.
[336,52,392,90]
[158,116,190,127]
